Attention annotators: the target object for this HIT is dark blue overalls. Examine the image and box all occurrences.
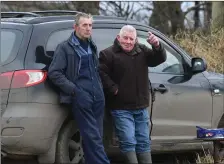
[71,34,110,164]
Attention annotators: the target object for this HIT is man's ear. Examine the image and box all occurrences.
[135,38,138,43]
[74,24,77,31]
[116,34,120,41]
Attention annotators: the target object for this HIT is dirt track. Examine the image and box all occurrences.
[2,152,198,164]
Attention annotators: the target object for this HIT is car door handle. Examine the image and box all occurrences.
[154,84,168,94]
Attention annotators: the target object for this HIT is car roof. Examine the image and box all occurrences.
[1,11,149,28]
[1,10,164,41]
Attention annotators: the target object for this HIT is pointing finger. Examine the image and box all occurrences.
[148,32,152,36]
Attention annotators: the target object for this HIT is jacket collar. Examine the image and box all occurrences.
[112,38,142,56]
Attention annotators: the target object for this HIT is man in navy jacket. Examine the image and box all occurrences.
[48,13,110,164]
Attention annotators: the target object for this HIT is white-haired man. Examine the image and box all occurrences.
[99,25,167,164]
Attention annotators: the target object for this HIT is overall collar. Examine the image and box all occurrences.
[68,31,98,54]
[72,31,90,46]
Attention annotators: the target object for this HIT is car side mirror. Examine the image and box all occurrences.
[191,57,207,74]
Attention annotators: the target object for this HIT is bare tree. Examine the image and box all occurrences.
[150,1,184,34]
[203,2,212,28]
[2,1,218,34]
[99,1,152,24]
[212,2,224,29]
[71,1,99,14]
[150,1,207,34]
[1,1,99,15]
[194,1,200,29]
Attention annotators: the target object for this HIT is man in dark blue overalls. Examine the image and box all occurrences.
[48,13,110,164]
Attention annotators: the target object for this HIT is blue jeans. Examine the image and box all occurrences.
[111,108,151,153]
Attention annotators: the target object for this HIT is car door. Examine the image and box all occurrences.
[137,30,213,146]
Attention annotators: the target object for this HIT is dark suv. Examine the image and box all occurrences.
[1,11,224,164]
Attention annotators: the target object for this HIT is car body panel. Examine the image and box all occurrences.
[1,23,33,114]
[150,72,213,142]
[203,72,224,128]
[1,103,68,155]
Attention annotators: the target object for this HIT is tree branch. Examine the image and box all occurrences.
[100,2,118,16]
[138,2,153,11]
[184,2,206,16]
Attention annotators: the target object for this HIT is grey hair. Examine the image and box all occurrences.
[74,12,93,26]
[119,25,137,38]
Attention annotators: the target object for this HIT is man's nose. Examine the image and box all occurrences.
[127,39,131,43]
[87,25,91,31]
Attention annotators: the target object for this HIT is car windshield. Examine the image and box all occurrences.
[1,29,23,65]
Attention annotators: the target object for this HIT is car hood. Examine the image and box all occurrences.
[204,71,224,80]
[203,71,224,91]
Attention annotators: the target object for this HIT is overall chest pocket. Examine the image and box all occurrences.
[80,55,89,69]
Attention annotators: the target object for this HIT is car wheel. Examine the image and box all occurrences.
[56,120,85,164]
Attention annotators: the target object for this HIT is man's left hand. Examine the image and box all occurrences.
[147,32,160,48]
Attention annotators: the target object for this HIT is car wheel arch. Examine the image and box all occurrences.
[38,112,71,164]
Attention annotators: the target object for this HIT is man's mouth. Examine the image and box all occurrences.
[124,45,131,48]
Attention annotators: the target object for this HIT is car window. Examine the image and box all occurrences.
[92,29,120,52]
[45,28,185,75]
[1,29,23,65]
[137,34,184,74]
[46,28,120,56]
[46,29,73,57]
